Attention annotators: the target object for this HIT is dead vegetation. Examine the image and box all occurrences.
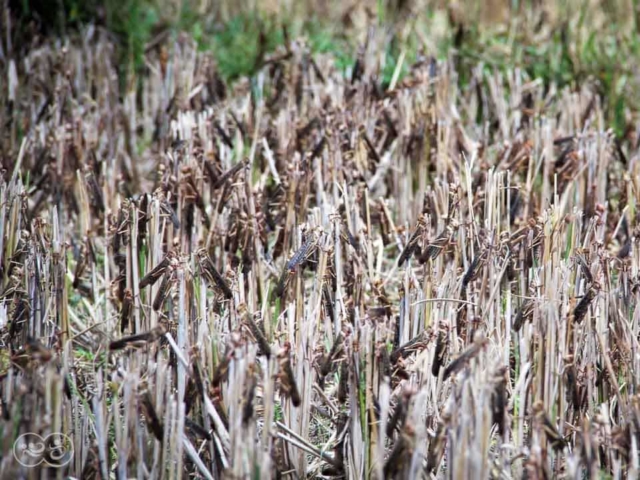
[1,3,640,480]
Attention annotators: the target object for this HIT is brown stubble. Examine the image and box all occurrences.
[1,9,639,479]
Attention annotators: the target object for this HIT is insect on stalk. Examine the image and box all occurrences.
[419,228,450,264]
[24,337,54,363]
[111,207,129,253]
[213,121,234,149]
[384,424,416,478]
[85,168,105,213]
[318,333,345,382]
[513,298,534,332]
[196,248,233,299]
[242,368,258,426]
[152,269,175,311]
[390,331,429,363]
[398,215,427,266]
[532,401,567,450]
[9,296,29,341]
[574,250,594,284]
[185,418,212,440]
[491,366,508,436]
[564,355,581,409]
[159,198,180,229]
[212,346,233,387]
[120,288,133,332]
[278,344,301,407]
[274,231,319,298]
[286,232,318,271]
[386,388,413,437]
[72,245,87,289]
[432,323,449,377]
[109,324,167,351]
[140,390,164,441]
[239,304,271,358]
[211,160,247,190]
[322,280,335,322]
[139,250,175,289]
[461,248,489,294]
[573,283,599,324]
[137,193,149,246]
[442,337,488,380]
[426,412,450,473]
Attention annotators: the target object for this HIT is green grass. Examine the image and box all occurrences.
[450,17,640,136]
[182,9,286,82]
[13,0,640,136]
[18,0,638,135]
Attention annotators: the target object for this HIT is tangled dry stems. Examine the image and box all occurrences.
[1,7,640,480]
